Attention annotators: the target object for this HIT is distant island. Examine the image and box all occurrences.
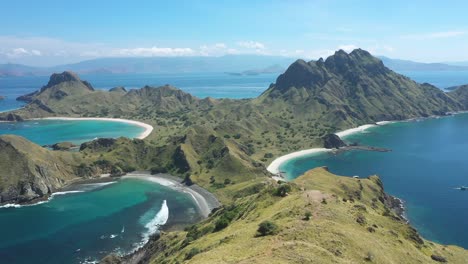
[0,55,294,77]
[224,64,285,76]
[2,49,468,263]
[379,56,468,71]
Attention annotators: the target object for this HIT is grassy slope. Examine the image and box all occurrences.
[105,168,466,264]
[3,50,468,261]
[0,135,85,202]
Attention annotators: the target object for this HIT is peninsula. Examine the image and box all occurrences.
[2,49,468,263]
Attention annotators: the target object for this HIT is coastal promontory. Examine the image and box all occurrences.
[3,49,468,262]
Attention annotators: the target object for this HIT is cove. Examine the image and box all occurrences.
[0,178,200,264]
[281,113,468,248]
[0,119,146,146]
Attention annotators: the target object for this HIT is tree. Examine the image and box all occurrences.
[257,220,278,236]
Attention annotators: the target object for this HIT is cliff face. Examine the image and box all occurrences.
[0,135,85,203]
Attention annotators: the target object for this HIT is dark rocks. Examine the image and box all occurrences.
[0,95,5,100]
[50,142,77,151]
[0,113,24,122]
[431,255,447,262]
[323,133,347,149]
[42,71,91,91]
[80,138,117,151]
[356,214,367,225]
[17,71,94,102]
[30,99,54,113]
[16,91,39,102]
[384,194,406,221]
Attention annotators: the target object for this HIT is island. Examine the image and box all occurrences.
[2,49,468,263]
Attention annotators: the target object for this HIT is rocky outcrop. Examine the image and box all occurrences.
[0,95,5,100]
[80,138,117,151]
[16,71,94,103]
[16,91,39,102]
[0,113,24,122]
[42,71,93,91]
[0,135,86,204]
[50,142,77,151]
[323,133,347,149]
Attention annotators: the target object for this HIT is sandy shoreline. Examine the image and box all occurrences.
[267,112,468,179]
[266,148,332,175]
[122,172,220,217]
[266,120,394,177]
[33,117,154,139]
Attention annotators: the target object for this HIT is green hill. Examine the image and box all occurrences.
[103,167,467,264]
[0,135,84,203]
[3,49,468,262]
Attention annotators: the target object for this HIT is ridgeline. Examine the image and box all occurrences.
[2,49,468,263]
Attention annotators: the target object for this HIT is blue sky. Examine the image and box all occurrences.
[1,0,468,66]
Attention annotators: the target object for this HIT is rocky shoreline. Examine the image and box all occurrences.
[385,193,408,222]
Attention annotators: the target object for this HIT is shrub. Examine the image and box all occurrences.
[304,211,312,221]
[233,134,241,139]
[223,134,231,139]
[224,178,232,185]
[257,220,278,236]
[214,217,230,231]
[274,184,292,197]
[185,247,201,260]
[264,153,274,158]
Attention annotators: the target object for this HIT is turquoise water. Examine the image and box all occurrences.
[281,113,468,248]
[0,178,200,264]
[0,72,278,113]
[0,120,145,146]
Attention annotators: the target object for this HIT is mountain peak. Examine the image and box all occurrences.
[40,71,94,92]
[46,71,80,87]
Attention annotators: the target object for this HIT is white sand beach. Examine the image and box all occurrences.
[36,117,154,139]
[266,148,332,175]
[122,173,219,217]
[335,124,377,138]
[267,121,395,178]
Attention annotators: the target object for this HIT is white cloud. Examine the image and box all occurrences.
[31,49,42,56]
[337,44,358,52]
[114,46,195,57]
[401,31,465,40]
[0,47,43,57]
[199,43,228,56]
[237,41,265,49]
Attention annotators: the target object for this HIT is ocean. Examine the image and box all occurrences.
[281,113,468,248]
[1,70,468,263]
[0,178,200,264]
[0,72,278,113]
[0,119,145,146]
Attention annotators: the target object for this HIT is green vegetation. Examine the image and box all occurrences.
[2,49,468,262]
[110,168,468,263]
[256,220,279,236]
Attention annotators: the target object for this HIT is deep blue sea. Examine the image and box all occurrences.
[281,114,468,248]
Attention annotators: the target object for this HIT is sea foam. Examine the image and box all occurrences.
[0,182,116,209]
